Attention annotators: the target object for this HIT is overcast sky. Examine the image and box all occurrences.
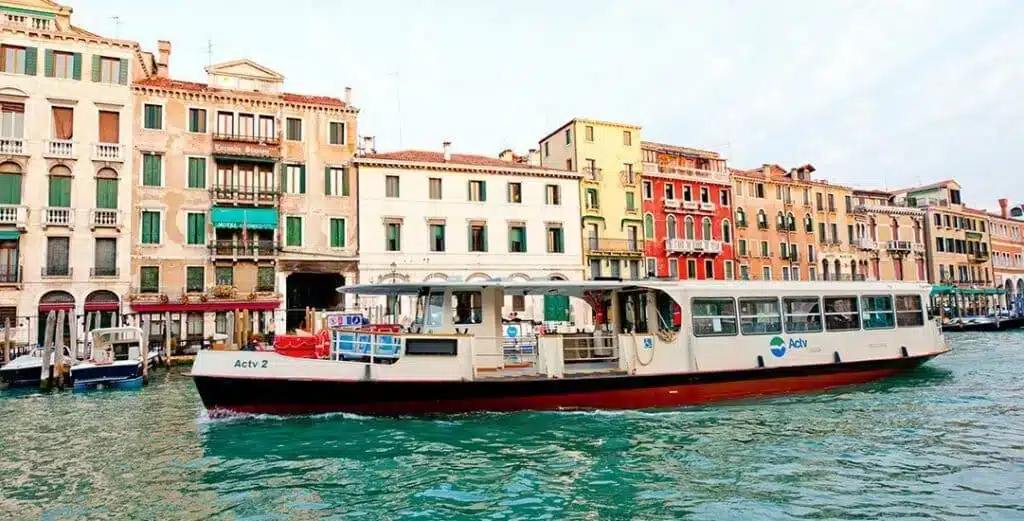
[75,0,1023,209]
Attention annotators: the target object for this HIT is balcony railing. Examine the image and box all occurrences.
[0,205,28,229]
[209,240,279,258]
[736,220,748,229]
[44,139,75,158]
[585,237,642,255]
[666,238,723,254]
[90,267,119,278]
[211,185,279,205]
[855,238,877,250]
[640,162,730,184]
[90,208,122,229]
[664,199,681,210]
[212,132,280,145]
[757,221,769,230]
[581,167,602,182]
[682,201,699,211]
[42,207,74,228]
[0,138,26,155]
[92,142,125,162]
[816,273,868,281]
[886,240,913,252]
[0,266,21,284]
[699,202,715,212]
[971,250,991,262]
[41,266,72,278]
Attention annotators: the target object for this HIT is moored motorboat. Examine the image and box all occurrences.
[191,280,950,416]
[0,347,72,389]
[72,327,159,391]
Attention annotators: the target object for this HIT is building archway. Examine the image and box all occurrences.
[85,290,121,330]
[38,290,75,347]
[424,272,448,281]
[466,272,491,282]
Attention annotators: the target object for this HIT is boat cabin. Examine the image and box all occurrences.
[89,327,145,364]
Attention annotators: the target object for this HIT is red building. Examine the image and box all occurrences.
[641,142,735,280]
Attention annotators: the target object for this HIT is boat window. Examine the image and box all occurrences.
[405,338,458,356]
[453,291,482,325]
[824,296,860,331]
[896,295,925,327]
[861,295,895,329]
[739,298,782,335]
[425,292,446,327]
[691,298,737,336]
[618,291,649,333]
[783,297,823,333]
[655,291,681,332]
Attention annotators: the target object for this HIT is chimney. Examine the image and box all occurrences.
[344,87,352,106]
[156,40,171,78]
[443,141,451,161]
[498,149,515,162]
[362,136,374,155]
[762,164,771,178]
[999,198,1009,218]
[528,148,539,166]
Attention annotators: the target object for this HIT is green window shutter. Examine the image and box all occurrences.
[44,49,54,77]
[482,226,487,251]
[24,47,37,75]
[556,229,564,252]
[286,217,301,246]
[480,181,487,201]
[141,212,160,244]
[329,123,338,144]
[118,58,128,85]
[72,53,82,80]
[298,165,306,194]
[140,267,159,291]
[91,55,101,82]
[95,179,118,209]
[187,213,206,244]
[279,163,287,193]
[48,176,70,207]
[0,174,21,205]
[330,218,345,247]
[143,155,161,186]
[188,158,206,188]
[467,224,473,251]
[341,167,350,196]
[324,166,332,195]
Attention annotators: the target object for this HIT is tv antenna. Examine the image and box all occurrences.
[110,16,122,38]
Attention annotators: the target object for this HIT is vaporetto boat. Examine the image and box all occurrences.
[190,280,949,416]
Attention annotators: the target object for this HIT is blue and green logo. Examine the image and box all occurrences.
[769,336,808,358]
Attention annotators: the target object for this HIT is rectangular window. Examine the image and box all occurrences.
[187,157,206,189]
[687,259,697,278]
[646,258,657,277]
[48,176,70,207]
[512,295,525,312]
[139,266,159,292]
[215,266,234,286]
[756,184,765,198]
[665,184,675,200]
[186,212,205,245]
[99,57,121,84]
[53,51,74,79]
[95,178,117,209]
[215,312,228,335]
[625,191,636,212]
[704,259,714,279]
[143,104,163,130]
[739,298,782,335]
[430,223,446,252]
[784,297,823,333]
[760,241,769,257]
[861,295,895,330]
[93,238,116,276]
[564,128,571,144]
[692,298,738,337]
[186,266,205,293]
[623,130,632,145]
[546,184,561,205]
[257,266,275,291]
[1,102,26,140]
[142,154,162,186]
[285,165,306,194]
[285,216,303,247]
[468,224,487,252]
[216,111,234,134]
[762,266,772,280]
[642,181,653,199]
[824,296,860,331]
[508,225,527,253]
[385,175,400,198]
[586,188,600,209]
[585,125,594,141]
[50,106,73,140]
[738,240,747,256]
[429,178,442,200]
[507,182,522,203]
[1,45,27,74]
[325,167,350,196]
[725,261,734,280]
[141,211,160,244]
[188,108,207,133]
[669,259,679,278]
[546,225,564,253]
[286,118,302,141]
[99,111,120,145]
[328,121,346,145]
[469,180,487,201]
[782,267,790,281]
[386,222,401,251]
[895,295,924,327]
[330,218,346,248]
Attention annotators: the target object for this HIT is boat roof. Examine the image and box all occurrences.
[337,279,934,297]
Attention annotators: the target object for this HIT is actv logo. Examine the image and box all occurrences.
[769,336,808,358]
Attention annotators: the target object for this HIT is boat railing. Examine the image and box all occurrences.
[331,330,403,361]
[473,335,539,376]
[562,333,619,363]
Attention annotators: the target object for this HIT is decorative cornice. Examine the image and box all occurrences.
[353,158,581,180]
[131,84,357,115]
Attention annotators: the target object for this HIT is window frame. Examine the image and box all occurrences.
[783,296,824,334]
[186,106,208,134]
[823,296,861,332]
[285,117,303,141]
[186,155,208,189]
[184,211,206,246]
[691,297,739,337]
[142,102,164,131]
[895,294,925,328]
[861,294,895,330]
[284,215,304,247]
[329,217,347,248]
[738,297,783,336]
[139,209,162,245]
[185,265,206,293]
[328,120,347,145]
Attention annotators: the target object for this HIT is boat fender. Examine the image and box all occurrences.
[756,355,765,368]
[900,346,909,358]
[362,364,371,381]
[833,351,842,363]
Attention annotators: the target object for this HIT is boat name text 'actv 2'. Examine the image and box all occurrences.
[234,360,268,369]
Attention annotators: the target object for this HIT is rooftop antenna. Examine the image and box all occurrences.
[390,72,404,147]
[206,39,214,66]
[109,16,121,38]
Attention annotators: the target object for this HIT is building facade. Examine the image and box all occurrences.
[0,0,139,345]
[640,141,734,280]
[849,190,927,281]
[129,47,358,348]
[353,146,585,323]
[988,198,1024,308]
[538,118,645,280]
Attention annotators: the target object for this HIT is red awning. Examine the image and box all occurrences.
[129,300,281,313]
[38,303,74,312]
[84,302,120,312]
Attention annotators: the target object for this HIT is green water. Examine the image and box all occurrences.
[1,333,1022,520]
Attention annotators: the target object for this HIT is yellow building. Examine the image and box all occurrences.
[850,190,927,281]
[538,118,644,279]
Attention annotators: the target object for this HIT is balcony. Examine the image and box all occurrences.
[41,266,72,278]
[585,237,642,256]
[680,201,699,211]
[699,202,715,212]
[736,220,748,229]
[0,205,28,229]
[43,139,75,159]
[971,250,991,262]
[42,207,74,229]
[90,267,119,278]
[211,133,281,160]
[92,142,125,162]
[886,240,913,253]
[816,273,868,282]
[90,209,122,230]
[209,240,279,260]
[581,167,602,183]
[664,199,681,210]
[757,221,769,230]
[666,238,723,254]
[211,185,279,206]
[641,162,730,184]
[0,266,21,285]
[827,205,837,213]
[0,138,27,156]
[855,238,877,250]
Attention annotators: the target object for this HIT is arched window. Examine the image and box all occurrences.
[684,216,695,239]
[666,215,677,240]
[776,211,785,229]
[891,217,900,241]
[702,217,712,239]
[722,219,732,243]
[786,212,795,231]
[644,214,655,239]
[0,161,23,205]
[834,259,842,278]
[804,214,813,233]
[757,209,767,228]
[736,208,746,227]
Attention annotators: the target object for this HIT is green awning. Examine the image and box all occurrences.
[0,230,20,240]
[211,207,278,230]
[931,285,954,295]
[213,155,277,165]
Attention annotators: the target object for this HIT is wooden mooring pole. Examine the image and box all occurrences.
[40,311,55,390]
[54,310,67,389]
[2,317,10,365]
[141,332,149,385]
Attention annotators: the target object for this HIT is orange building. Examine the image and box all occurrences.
[988,199,1024,308]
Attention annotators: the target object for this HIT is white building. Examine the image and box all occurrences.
[0,0,139,345]
[353,145,586,324]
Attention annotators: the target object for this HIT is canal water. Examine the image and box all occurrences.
[1,332,1022,520]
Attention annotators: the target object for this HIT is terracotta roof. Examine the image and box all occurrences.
[964,207,989,216]
[361,150,570,173]
[641,140,722,160]
[133,77,348,108]
[888,179,958,195]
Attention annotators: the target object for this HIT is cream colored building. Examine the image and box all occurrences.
[0,0,140,345]
[129,44,358,348]
[850,190,927,281]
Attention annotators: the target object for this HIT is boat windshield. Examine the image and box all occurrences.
[425,292,445,327]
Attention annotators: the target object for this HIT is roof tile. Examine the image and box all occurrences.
[363,150,566,172]
[133,77,347,108]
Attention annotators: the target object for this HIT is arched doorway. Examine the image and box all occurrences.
[833,259,842,280]
[822,259,830,280]
[84,290,120,330]
[1005,279,1014,309]
[38,290,74,347]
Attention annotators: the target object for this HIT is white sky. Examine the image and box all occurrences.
[75,0,1024,208]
